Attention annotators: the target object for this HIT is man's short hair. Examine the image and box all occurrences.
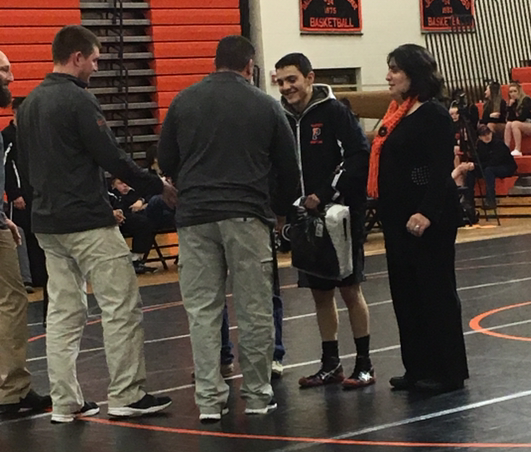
[477,124,492,136]
[52,25,102,65]
[215,35,255,72]
[11,96,25,111]
[275,53,313,77]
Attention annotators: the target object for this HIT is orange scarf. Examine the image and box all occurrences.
[367,96,418,198]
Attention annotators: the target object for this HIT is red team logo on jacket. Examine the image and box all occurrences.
[311,123,323,144]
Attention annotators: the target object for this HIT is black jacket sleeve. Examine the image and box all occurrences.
[417,105,456,224]
[269,103,300,216]
[2,125,23,202]
[517,97,531,122]
[2,141,23,202]
[500,99,508,122]
[158,100,181,181]
[76,93,163,197]
[314,102,370,212]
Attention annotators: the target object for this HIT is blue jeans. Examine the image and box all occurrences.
[145,194,175,229]
[466,164,516,205]
[221,295,285,364]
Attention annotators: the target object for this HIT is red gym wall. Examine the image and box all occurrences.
[149,0,240,125]
[0,0,81,129]
[0,0,241,130]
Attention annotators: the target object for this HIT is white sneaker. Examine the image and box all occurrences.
[271,360,283,379]
[245,398,277,415]
[511,149,522,156]
[199,406,229,423]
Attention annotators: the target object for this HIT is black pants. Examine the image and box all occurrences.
[120,212,155,255]
[383,224,469,383]
[11,201,47,287]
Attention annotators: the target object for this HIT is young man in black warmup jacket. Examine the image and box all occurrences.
[275,53,374,389]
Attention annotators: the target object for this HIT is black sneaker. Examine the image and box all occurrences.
[24,283,35,294]
[133,261,158,275]
[107,394,172,418]
[51,401,100,424]
[298,362,344,388]
[244,398,277,415]
[342,356,375,390]
[0,390,52,415]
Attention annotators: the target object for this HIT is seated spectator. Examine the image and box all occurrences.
[451,88,479,130]
[504,81,531,156]
[109,178,157,274]
[142,144,176,229]
[466,125,517,209]
[480,81,507,137]
[452,162,477,225]
[449,102,463,166]
[452,161,475,188]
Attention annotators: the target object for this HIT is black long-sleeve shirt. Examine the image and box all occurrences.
[2,121,24,203]
[476,139,517,170]
[481,99,507,124]
[16,73,163,234]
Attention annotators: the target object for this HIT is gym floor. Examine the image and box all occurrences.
[3,230,531,451]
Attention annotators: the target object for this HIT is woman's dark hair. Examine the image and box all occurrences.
[387,44,444,102]
[484,80,502,115]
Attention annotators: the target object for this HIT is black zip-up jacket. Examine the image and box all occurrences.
[476,139,517,171]
[2,121,24,202]
[507,96,531,122]
[0,133,7,229]
[16,73,163,234]
[281,84,370,216]
[158,71,300,228]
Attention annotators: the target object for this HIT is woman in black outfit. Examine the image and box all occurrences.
[368,44,469,393]
[481,81,507,137]
[504,81,531,156]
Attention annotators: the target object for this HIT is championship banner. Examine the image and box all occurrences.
[421,0,475,32]
[300,0,362,34]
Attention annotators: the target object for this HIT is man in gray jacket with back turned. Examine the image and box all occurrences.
[158,35,300,422]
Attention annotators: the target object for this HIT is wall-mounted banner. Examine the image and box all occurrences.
[421,0,475,32]
[300,0,362,34]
